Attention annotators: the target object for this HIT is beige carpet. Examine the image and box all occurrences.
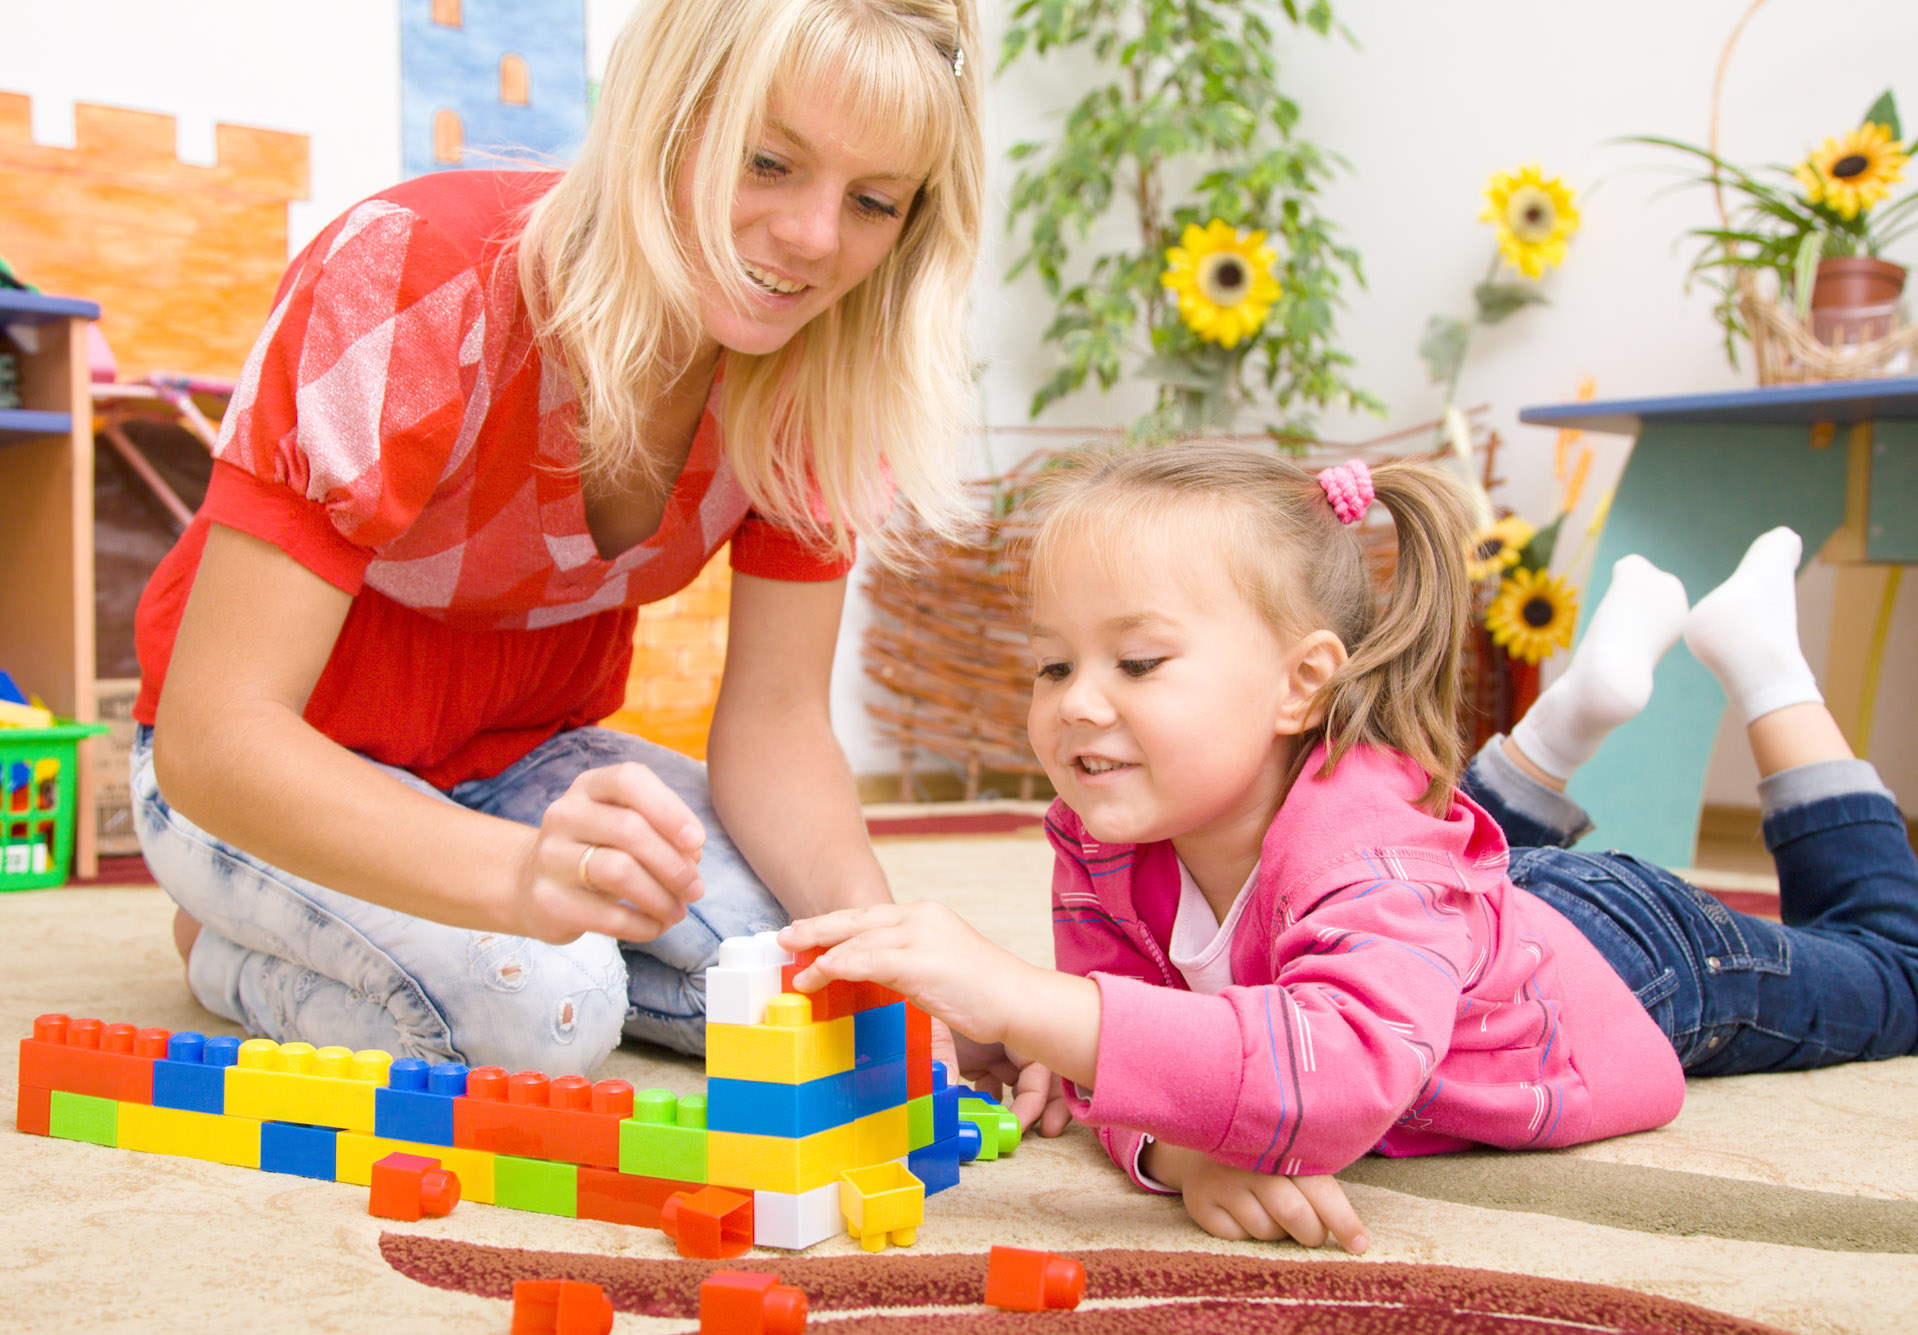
[3,831,1915,1333]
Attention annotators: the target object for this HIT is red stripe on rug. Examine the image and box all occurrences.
[866,810,1045,836]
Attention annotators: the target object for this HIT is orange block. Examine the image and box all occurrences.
[369,1151,460,1221]
[661,1186,754,1260]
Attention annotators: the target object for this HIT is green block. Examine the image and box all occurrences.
[49,1090,117,1147]
[494,1154,577,1217]
[906,1093,934,1152]
[957,1101,1019,1159]
[619,1089,708,1182]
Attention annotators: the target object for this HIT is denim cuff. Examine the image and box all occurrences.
[1473,736,1596,843]
[1757,759,1892,818]
[1761,786,1908,853]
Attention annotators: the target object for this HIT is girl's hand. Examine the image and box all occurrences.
[1145,1142,1369,1253]
[953,1036,1074,1137]
[517,763,707,944]
[779,902,1030,1047]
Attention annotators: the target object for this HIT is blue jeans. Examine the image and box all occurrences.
[1465,739,1918,1074]
[132,725,787,1075]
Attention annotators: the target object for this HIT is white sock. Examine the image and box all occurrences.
[1511,554,1690,779]
[1683,526,1822,725]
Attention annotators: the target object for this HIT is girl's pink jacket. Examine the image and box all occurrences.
[1050,743,1685,1187]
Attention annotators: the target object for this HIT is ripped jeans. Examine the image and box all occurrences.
[131,725,787,1076]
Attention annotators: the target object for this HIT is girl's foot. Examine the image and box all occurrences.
[172,908,202,965]
[1510,554,1689,779]
[1683,527,1822,724]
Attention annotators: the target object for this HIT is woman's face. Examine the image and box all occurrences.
[681,82,926,357]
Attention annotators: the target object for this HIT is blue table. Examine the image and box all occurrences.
[1519,377,1918,867]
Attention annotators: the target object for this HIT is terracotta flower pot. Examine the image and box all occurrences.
[1810,255,1907,310]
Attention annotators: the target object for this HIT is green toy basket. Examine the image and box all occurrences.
[2,721,109,891]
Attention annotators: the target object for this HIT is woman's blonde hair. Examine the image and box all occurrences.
[1027,441,1477,812]
[517,0,983,560]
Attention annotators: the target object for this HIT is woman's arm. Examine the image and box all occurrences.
[705,571,893,919]
[153,523,702,943]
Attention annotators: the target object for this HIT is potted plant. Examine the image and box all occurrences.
[1630,90,1917,368]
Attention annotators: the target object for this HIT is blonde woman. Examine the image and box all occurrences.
[130,0,983,1076]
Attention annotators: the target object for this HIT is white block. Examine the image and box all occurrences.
[753,1180,845,1250]
[705,934,784,1026]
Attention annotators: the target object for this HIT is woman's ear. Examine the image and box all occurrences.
[1275,629,1347,736]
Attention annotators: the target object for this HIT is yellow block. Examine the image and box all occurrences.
[0,700,54,729]
[854,1104,908,1166]
[335,1131,497,1205]
[839,1160,924,1251]
[707,1122,857,1195]
[707,1010,855,1085]
[117,1101,260,1169]
[225,1040,390,1133]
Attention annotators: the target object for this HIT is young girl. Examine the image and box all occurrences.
[783,442,1918,1254]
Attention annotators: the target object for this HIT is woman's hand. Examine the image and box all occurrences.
[1144,1142,1369,1253]
[516,762,707,944]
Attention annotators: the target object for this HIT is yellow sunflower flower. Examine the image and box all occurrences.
[1480,165,1580,279]
[1162,220,1282,348]
[1795,122,1908,220]
[1485,567,1579,665]
[1466,516,1536,582]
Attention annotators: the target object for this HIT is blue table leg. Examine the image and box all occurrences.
[1563,422,1849,866]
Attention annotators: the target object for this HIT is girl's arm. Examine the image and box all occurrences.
[154,524,702,943]
[704,572,894,918]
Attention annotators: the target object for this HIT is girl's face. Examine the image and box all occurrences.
[1027,521,1306,861]
[680,81,925,357]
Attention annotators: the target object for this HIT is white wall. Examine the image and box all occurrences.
[4,0,1911,806]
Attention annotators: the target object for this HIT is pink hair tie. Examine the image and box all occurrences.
[1317,459,1374,525]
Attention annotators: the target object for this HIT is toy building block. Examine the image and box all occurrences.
[707,993,855,1086]
[837,1161,923,1252]
[494,1153,577,1217]
[20,1014,168,1104]
[707,1121,855,1196]
[956,1092,1019,1159]
[853,1055,906,1120]
[904,1004,933,1100]
[661,1185,754,1259]
[453,1066,632,1169]
[619,1088,708,1183]
[708,933,791,1027]
[930,1062,961,1141]
[906,1093,934,1152]
[905,1135,961,1195]
[576,1165,702,1229]
[0,698,53,729]
[369,1151,461,1221]
[779,949,906,1022]
[751,1180,843,1251]
[853,1002,906,1065]
[16,1083,50,1136]
[47,1090,117,1147]
[853,1104,908,1166]
[700,1270,808,1335]
[336,1131,497,1204]
[707,1069,856,1140]
[225,1039,392,1133]
[511,1278,614,1335]
[0,669,26,704]
[375,1058,469,1145]
[984,1245,1086,1312]
[118,1100,261,1169]
[260,1120,338,1180]
[152,1031,243,1115]
[953,1121,983,1164]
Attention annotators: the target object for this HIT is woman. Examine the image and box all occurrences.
[131,0,984,1076]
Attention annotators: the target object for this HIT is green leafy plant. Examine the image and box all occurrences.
[999,0,1381,438]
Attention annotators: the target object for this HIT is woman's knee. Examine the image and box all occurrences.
[443,934,630,1077]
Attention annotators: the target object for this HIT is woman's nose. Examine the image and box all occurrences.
[769,185,840,261]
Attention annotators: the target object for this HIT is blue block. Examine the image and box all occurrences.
[932,1083,960,1141]
[908,1136,963,1194]
[854,1054,906,1119]
[707,1070,857,1138]
[854,1001,906,1063]
[373,1059,469,1146]
[955,1120,982,1163]
[152,1032,242,1115]
[0,670,25,704]
[261,1120,338,1180]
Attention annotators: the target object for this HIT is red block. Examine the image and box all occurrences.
[699,1270,807,1335]
[780,951,860,1021]
[984,1245,1085,1311]
[369,1151,461,1221]
[511,1278,613,1335]
[905,1003,933,1100]
[18,1014,165,1105]
[576,1165,702,1229]
[452,1067,632,1169]
[16,1083,50,1136]
[661,1186,754,1259]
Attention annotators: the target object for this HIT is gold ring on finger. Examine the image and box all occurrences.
[578,843,603,894]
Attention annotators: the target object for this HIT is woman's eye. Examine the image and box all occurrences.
[746,152,785,179]
[1119,658,1163,678]
[1035,662,1070,682]
[853,192,901,221]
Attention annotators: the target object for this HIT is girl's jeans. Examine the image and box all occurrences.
[1465,738,1918,1074]
[132,724,788,1075]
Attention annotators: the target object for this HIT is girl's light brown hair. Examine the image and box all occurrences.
[1026,441,1476,812]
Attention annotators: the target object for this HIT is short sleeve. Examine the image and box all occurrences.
[728,510,855,581]
[214,195,486,561]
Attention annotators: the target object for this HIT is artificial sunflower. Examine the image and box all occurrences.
[1795,121,1908,221]
[1466,516,1536,582]
[1485,567,1578,665]
[1161,220,1282,348]
[1479,165,1580,279]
